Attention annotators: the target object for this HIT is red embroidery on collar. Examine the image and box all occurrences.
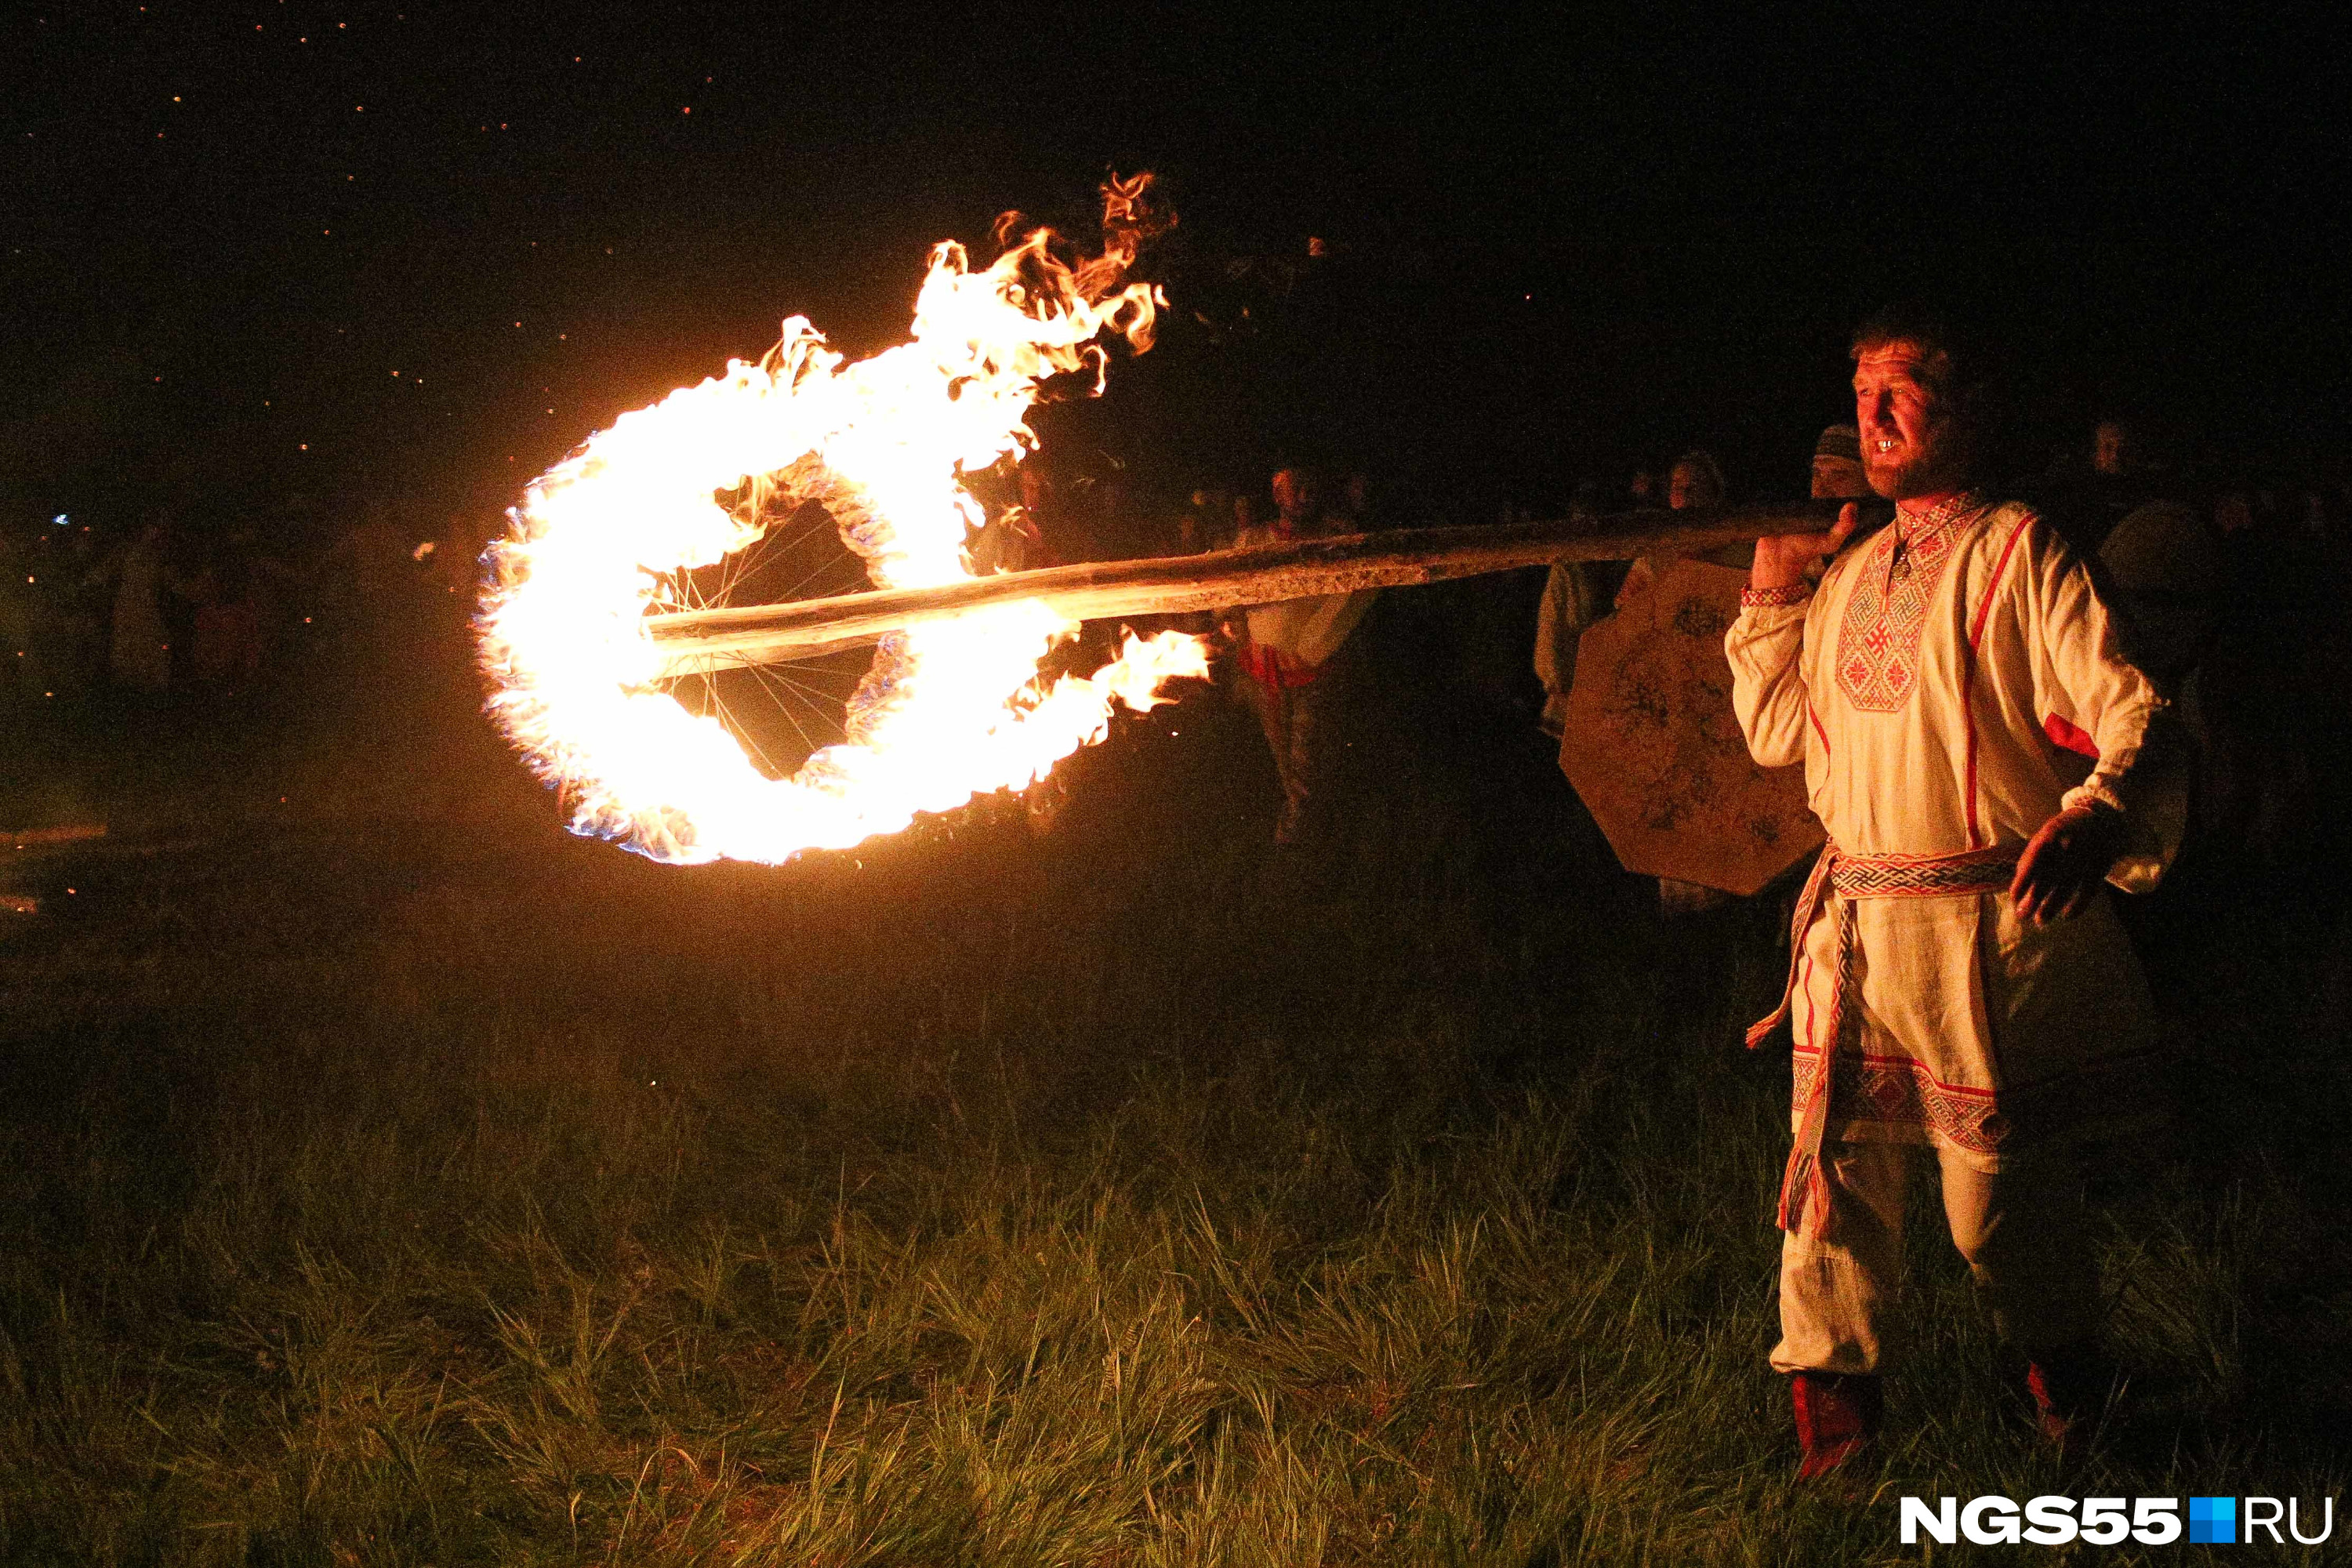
[1834,494,1985,713]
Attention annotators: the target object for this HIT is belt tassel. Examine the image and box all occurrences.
[1748,844,2020,1240]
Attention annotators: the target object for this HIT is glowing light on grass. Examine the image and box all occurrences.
[478,175,1204,864]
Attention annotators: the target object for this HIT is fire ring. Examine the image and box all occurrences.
[475,212,1205,866]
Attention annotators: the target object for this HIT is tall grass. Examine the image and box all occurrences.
[2,662,2347,1565]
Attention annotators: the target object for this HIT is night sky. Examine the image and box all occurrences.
[6,3,2344,541]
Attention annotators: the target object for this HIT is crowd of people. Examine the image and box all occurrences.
[1138,426,2350,906]
[942,366,2352,925]
[0,499,481,713]
[13,401,2346,903]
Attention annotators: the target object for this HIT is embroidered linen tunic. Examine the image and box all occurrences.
[1726,495,2182,1170]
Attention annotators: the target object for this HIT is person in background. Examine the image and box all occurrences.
[1231,488,1262,542]
[1616,450,1728,609]
[971,463,1063,577]
[314,497,420,675]
[83,514,191,697]
[2092,417,2138,479]
[1727,306,2183,1481]
[2069,416,2174,553]
[1543,425,1853,747]
[1811,423,1868,501]
[1210,490,1266,691]
[1532,481,1612,739]
[1178,489,1228,555]
[1141,490,1226,648]
[1235,465,1380,847]
[1666,449,1726,512]
[2097,495,2222,688]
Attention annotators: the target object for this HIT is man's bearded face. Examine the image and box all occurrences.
[1853,343,1969,501]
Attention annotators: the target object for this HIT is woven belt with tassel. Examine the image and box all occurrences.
[1748,842,2023,1236]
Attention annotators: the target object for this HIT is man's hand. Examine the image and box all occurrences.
[2009,805,2125,925]
[1751,503,1860,590]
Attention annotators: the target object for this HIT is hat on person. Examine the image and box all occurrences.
[1815,423,1861,463]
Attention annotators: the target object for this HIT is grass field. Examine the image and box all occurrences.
[4,612,2350,1565]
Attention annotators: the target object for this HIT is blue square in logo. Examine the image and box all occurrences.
[2189,1496,2237,1545]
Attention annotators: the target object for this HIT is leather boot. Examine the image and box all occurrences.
[1792,1370,1883,1482]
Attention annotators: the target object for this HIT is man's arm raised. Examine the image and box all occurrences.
[1724,504,1858,768]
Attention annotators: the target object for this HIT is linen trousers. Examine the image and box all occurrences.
[1242,673,1326,846]
[1770,1137,2099,1376]
[1240,643,1364,848]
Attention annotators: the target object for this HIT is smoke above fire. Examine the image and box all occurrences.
[477,174,1207,864]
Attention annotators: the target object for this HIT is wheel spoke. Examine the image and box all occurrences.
[656,497,876,779]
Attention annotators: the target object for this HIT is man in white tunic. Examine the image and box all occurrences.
[1726,309,2182,1479]
[1236,466,1379,845]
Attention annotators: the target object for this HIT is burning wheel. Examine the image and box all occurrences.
[476,183,1205,866]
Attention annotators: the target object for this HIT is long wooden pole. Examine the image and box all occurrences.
[644,500,1881,674]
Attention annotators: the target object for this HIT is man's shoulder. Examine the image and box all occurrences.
[1960,498,2060,564]
[1962,500,2113,634]
[1971,495,2042,532]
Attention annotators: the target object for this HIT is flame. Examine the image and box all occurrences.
[477,176,1206,864]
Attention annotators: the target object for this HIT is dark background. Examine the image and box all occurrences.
[5,2,2346,535]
